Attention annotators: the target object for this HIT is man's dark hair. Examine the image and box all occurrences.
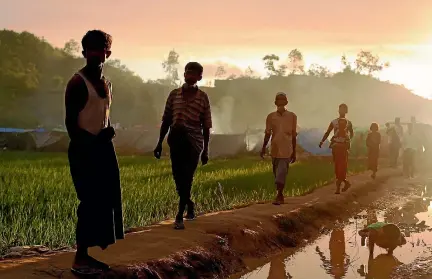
[81,30,112,51]
[185,62,203,75]
[339,103,348,110]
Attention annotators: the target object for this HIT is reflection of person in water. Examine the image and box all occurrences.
[357,253,402,279]
[315,228,349,279]
[267,256,288,279]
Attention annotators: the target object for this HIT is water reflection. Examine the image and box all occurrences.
[267,256,290,279]
[357,254,402,279]
[237,196,432,279]
[315,228,350,279]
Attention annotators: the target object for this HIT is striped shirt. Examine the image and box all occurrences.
[162,85,212,152]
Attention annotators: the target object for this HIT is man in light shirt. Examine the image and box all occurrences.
[260,92,297,205]
[402,123,418,178]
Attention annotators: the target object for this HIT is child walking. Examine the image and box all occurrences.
[366,123,381,179]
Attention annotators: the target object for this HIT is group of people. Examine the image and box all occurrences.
[63,30,416,275]
[64,30,215,275]
[385,117,424,178]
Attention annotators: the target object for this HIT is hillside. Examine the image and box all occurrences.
[1,30,431,131]
[209,73,432,132]
[0,30,159,128]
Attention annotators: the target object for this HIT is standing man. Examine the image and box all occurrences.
[65,30,124,275]
[385,123,401,168]
[402,123,418,178]
[260,92,297,205]
[319,104,354,194]
[154,62,212,230]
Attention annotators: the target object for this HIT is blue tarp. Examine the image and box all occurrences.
[0,128,45,133]
[297,128,332,156]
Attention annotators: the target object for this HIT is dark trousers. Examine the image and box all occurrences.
[168,129,200,221]
[403,148,415,177]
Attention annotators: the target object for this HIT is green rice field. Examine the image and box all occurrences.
[0,151,366,253]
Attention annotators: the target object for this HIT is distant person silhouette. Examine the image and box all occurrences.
[385,122,401,168]
[154,62,212,230]
[319,104,354,194]
[366,123,381,179]
[261,92,297,205]
[402,123,419,178]
[65,30,124,276]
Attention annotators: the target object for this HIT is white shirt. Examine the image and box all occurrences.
[403,132,418,150]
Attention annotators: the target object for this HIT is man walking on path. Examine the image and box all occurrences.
[319,104,354,194]
[154,62,212,230]
[260,92,297,205]
[65,30,124,276]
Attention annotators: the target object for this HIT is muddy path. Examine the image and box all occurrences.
[0,168,411,279]
[233,175,432,279]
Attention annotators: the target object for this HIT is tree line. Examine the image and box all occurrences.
[1,29,425,130]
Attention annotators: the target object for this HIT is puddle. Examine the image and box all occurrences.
[235,186,432,279]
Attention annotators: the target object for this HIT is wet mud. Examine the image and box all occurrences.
[235,178,432,279]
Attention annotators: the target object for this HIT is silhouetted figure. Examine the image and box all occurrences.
[366,123,381,179]
[319,104,354,194]
[385,123,401,168]
[261,92,297,205]
[65,30,124,276]
[154,62,212,230]
[402,123,419,178]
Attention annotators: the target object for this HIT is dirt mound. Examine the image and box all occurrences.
[0,169,398,279]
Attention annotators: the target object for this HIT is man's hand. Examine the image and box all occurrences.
[290,152,296,163]
[98,127,116,142]
[154,144,162,159]
[260,147,266,159]
[201,149,209,165]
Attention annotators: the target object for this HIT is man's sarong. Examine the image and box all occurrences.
[68,139,124,248]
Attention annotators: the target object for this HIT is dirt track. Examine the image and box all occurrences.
[0,168,400,279]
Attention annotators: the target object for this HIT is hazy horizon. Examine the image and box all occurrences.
[3,0,432,98]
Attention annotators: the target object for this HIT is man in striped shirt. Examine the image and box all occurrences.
[154,62,212,230]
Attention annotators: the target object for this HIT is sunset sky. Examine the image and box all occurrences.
[3,0,432,98]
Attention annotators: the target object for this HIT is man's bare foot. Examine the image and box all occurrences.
[73,254,110,271]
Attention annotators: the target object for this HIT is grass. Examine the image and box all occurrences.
[0,151,366,254]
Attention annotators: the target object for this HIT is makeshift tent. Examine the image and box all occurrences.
[209,134,247,157]
[297,128,332,156]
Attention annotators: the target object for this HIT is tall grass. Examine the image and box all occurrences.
[0,151,365,253]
